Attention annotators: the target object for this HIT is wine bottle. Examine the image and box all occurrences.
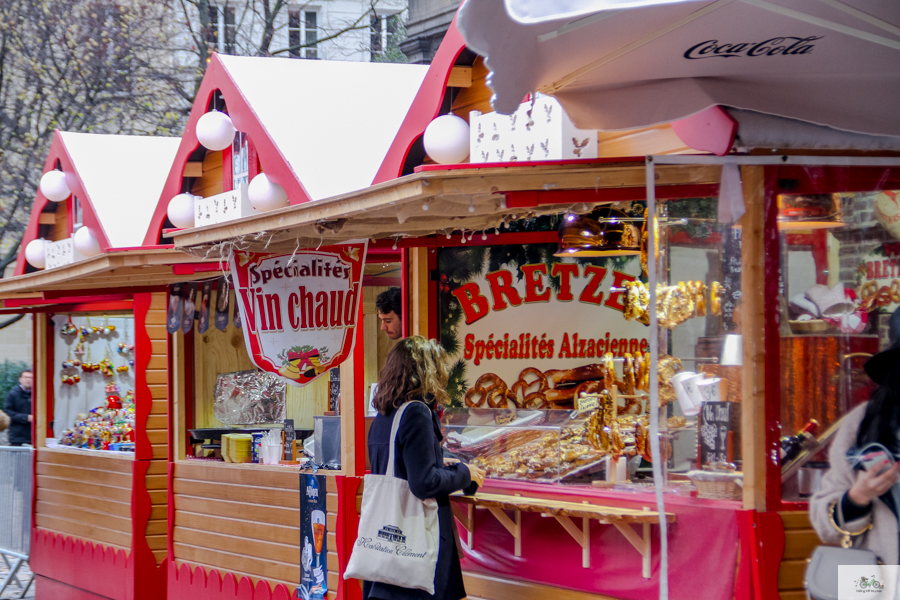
[780,419,819,464]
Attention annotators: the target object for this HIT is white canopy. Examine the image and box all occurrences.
[219,56,428,201]
[61,132,180,248]
[457,0,900,137]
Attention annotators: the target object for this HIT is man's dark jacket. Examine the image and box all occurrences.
[4,385,32,445]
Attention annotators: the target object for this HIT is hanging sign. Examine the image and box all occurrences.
[230,242,367,386]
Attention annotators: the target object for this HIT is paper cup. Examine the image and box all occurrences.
[671,371,700,416]
[262,443,282,465]
[694,377,723,405]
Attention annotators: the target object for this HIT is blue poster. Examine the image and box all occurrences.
[299,474,327,600]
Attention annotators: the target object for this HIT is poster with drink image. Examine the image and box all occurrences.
[299,474,327,600]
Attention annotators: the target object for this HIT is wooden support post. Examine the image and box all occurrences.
[740,165,768,511]
[450,502,475,550]
[642,506,652,578]
[613,523,650,579]
[554,515,590,568]
[468,504,474,548]
[171,330,187,461]
[409,247,429,337]
[34,314,48,448]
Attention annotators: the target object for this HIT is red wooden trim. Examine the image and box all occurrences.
[171,263,227,276]
[363,276,402,288]
[353,301,365,477]
[427,247,438,339]
[133,293,152,461]
[42,289,166,300]
[42,315,54,440]
[0,301,134,316]
[336,476,363,600]
[505,184,720,207]
[774,165,900,195]
[365,248,402,260]
[369,231,561,249]
[372,20,467,184]
[415,155,647,173]
[166,462,175,562]
[146,57,316,245]
[5,294,133,308]
[106,244,176,251]
[168,561,298,600]
[131,460,168,600]
[30,529,131,599]
[734,511,754,600]
[34,575,117,600]
[223,141,234,193]
[401,249,409,339]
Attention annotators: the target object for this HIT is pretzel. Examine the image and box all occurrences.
[488,388,517,409]
[634,417,652,463]
[623,353,635,396]
[465,373,507,408]
[876,286,893,307]
[545,386,577,404]
[518,367,548,393]
[710,281,724,316]
[547,363,605,386]
[657,355,683,406]
[891,280,900,304]
[601,353,617,390]
[693,281,708,317]
[523,391,550,409]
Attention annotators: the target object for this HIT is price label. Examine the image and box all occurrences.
[495,410,516,426]
[577,394,600,413]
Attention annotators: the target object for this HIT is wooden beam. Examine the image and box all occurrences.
[740,165,767,511]
[409,247,429,337]
[183,162,204,178]
[38,213,56,225]
[447,66,473,88]
[339,349,356,477]
[35,313,48,448]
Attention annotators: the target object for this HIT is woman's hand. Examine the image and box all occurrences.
[849,461,900,507]
[467,464,486,487]
[443,457,461,466]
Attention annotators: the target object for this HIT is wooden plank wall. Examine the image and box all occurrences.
[191,150,224,199]
[778,511,819,600]
[172,464,339,599]
[35,449,134,551]
[451,58,490,124]
[145,292,171,564]
[48,201,69,242]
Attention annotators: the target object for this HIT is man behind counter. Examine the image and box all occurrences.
[376,287,402,340]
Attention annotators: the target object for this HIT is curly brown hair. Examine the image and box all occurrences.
[373,336,449,414]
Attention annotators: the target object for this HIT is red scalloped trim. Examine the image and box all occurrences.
[168,561,299,600]
[31,529,131,599]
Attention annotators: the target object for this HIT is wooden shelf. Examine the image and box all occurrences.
[451,492,675,578]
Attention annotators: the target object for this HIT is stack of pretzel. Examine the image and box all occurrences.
[464,351,665,412]
[623,280,724,329]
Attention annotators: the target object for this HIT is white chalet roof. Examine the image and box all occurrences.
[59,132,181,248]
[218,55,429,201]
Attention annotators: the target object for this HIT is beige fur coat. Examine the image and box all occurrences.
[810,403,899,565]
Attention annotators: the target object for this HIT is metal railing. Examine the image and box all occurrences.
[0,446,33,598]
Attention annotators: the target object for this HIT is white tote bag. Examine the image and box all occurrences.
[344,401,439,594]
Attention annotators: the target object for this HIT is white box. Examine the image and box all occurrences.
[194,183,256,226]
[470,95,597,163]
[45,238,74,269]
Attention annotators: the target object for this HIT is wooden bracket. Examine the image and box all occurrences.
[611,507,654,578]
[450,502,475,549]
[487,507,522,556]
[554,515,590,568]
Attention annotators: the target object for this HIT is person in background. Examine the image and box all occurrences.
[4,370,33,446]
[810,309,900,564]
[365,337,485,600]
[376,287,403,340]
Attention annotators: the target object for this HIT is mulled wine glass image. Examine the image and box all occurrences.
[311,510,326,568]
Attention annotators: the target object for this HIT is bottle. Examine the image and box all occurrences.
[780,419,819,464]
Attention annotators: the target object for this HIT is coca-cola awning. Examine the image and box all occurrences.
[457,0,900,138]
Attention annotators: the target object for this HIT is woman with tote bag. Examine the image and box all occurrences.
[358,337,485,600]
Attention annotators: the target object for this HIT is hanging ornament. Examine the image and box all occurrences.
[61,316,78,336]
[73,226,102,257]
[117,328,133,354]
[61,374,80,385]
[423,114,470,164]
[81,348,96,372]
[105,383,121,394]
[99,347,114,378]
[116,364,129,374]
[74,341,85,357]
[248,173,289,212]
[167,193,196,229]
[101,315,116,335]
[196,110,236,151]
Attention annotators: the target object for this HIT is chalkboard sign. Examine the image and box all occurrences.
[329,369,340,413]
[721,228,742,332]
[283,419,295,461]
[699,401,734,465]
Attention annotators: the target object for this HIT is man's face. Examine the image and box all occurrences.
[19,372,32,390]
[378,311,402,340]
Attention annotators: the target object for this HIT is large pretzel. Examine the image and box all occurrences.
[464,373,507,408]
[891,280,900,304]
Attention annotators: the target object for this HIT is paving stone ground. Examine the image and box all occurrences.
[0,558,34,599]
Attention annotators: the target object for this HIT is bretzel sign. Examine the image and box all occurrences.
[229,242,367,386]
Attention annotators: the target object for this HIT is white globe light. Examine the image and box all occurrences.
[196,110,236,151]
[423,114,470,164]
[40,170,71,202]
[248,173,289,212]
[167,193,196,229]
[24,239,46,269]
[73,226,102,257]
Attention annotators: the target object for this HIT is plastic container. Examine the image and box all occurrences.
[313,416,341,468]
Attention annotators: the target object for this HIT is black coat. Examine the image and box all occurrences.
[4,385,32,445]
[363,400,476,600]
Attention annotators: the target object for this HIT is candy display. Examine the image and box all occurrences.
[58,389,136,451]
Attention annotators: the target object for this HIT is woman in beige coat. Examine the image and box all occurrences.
[810,342,900,564]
